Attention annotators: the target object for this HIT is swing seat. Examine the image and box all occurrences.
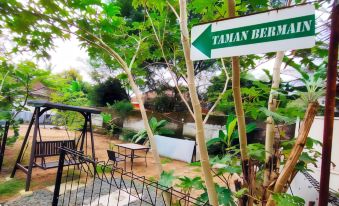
[34,140,79,169]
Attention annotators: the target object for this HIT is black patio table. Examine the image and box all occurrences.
[115,143,150,170]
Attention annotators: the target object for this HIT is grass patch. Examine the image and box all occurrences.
[148,176,157,182]
[189,161,201,167]
[161,157,173,164]
[96,165,113,174]
[0,179,25,196]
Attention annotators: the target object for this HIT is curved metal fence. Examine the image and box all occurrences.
[53,146,209,206]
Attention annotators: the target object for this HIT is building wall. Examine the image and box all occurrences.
[290,116,339,205]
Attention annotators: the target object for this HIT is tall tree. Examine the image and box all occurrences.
[0,0,166,178]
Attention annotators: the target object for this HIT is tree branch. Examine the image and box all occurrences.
[203,58,230,124]
[146,8,195,119]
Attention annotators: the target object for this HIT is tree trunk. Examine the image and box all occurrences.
[178,1,219,205]
[263,51,284,200]
[227,1,254,205]
[126,73,163,175]
[266,102,319,206]
[97,39,164,176]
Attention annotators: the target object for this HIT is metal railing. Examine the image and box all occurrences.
[53,146,209,206]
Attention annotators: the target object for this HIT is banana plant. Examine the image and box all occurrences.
[132,117,174,143]
[206,115,256,154]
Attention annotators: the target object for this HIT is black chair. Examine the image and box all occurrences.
[106,150,126,170]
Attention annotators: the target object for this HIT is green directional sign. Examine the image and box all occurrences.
[190,4,315,61]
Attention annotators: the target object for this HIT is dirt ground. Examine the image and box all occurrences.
[0,124,206,202]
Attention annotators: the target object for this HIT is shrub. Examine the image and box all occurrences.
[153,95,175,113]
[110,100,134,118]
[121,129,137,142]
[89,78,129,106]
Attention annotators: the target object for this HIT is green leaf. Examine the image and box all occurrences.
[216,185,236,206]
[157,128,175,135]
[247,143,265,162]
[149,117,158,131]
[104,3,121,17]
[272,193,305,206]
[227,118,237,140]
[245,122,256,133]
[206,137,222,147]
[234,188,248,198]
[159,170,176,188]
[101,113,112,124]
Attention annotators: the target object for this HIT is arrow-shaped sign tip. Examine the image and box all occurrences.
[192,24,212,58]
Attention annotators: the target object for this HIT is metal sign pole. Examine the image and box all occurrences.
[318,1,339,205]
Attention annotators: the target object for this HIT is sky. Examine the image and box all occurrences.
[45,37,93,83]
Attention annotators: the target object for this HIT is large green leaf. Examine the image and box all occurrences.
[156,119,168,129]
[206,137,222,147]
[149,117,158,130]
[245,122,257,133]
[226,118,237,142]
[272,193,305,206]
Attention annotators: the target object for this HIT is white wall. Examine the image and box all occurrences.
[290,116,339,205]
[92,114,103,127]
[182,122,223,140]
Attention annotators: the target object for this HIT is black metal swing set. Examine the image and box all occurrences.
[10,100,101,191]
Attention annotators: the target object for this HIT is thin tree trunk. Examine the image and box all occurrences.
[263,51,284,200]
[96,38,164,176]
[227,1,254,205]
[266,102,319,206]
[178,1,218,205]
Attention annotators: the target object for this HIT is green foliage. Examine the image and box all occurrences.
[132,117,174,143]
[0,58,56,142]
[0,0,328,204]
[272,193,305,206]
[50,78,90,131]
[153,95,175,113]
[281,137,322,172]
[121,129,137,142]
[210,155,242,176]
[197,184,236,206]
[234,188,248,198]
[247,143,265,163]
[0,179,25,197]
[101,113,112,124]
[89,78,129,107]
[206,115,256,154]
[159,170,176,188]
[176,176,204,193]
[109,100,134,118]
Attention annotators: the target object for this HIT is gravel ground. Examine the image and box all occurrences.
[4,178,166,206]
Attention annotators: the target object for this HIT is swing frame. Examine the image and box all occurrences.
[10,100,101,191]
[0,120,9,172]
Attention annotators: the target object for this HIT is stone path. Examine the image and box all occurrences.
[4,179,166,206]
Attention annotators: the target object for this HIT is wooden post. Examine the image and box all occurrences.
[318,1,339,205]
[26,107,40,191]
[79,114,88,152]
[88,113,96,160]
[10,108,36,178]
[0,121,9,171]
